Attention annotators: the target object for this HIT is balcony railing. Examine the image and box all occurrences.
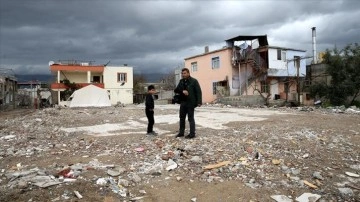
[50,83,104,90]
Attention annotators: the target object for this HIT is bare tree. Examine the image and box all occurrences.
[133,74,147,94]
[160,69,176,90]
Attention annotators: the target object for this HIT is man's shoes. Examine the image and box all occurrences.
[175,133,184,138]
[185,134,196,139]
[146,131,158,136]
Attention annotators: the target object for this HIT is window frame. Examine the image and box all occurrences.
[211,56,220,69]
[92,76,100,83]
[191,62,198,72]
[281,51,286,62]
[212,82,217,95]
[117,72,127,83]
[260,81,269,93]
[277,49,281,60]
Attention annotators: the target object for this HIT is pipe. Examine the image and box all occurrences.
[312,27,317,64]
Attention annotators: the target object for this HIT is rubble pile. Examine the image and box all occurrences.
[0,105,359,201]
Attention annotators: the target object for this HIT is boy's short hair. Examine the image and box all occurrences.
[148,85,155,91]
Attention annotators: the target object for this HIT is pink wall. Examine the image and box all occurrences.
[185,48,233,103]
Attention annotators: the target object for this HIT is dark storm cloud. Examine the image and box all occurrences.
[0,0,359,75]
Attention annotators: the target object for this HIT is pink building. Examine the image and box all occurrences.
[185,35,307,104]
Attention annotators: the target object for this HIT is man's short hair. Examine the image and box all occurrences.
[181,68,190,73]
[148,85,155,91]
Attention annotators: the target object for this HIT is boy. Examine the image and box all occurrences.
[145,85,157,135]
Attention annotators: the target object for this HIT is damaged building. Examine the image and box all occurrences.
[184,35,307,106]
[0,68,17,110]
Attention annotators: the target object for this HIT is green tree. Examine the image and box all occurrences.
[311,43,360,106]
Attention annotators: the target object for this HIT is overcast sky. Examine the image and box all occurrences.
[0,0,359,76]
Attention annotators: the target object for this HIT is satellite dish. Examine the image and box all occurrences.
[49,61,55,66]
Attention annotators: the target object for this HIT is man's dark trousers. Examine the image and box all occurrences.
[179,102,195,135]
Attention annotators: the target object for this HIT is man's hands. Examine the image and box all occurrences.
[183,90,201,107]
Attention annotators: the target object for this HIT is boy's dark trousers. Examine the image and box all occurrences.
[145,109,154,133]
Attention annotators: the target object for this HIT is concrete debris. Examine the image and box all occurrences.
[270,195,292,202]
[295,193,321,202]
[345,172,360,178]
[73,191,83,199]
[0,104,359,201]
[165,159,178,171]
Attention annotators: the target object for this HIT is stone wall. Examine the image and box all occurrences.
[217,95,266,106]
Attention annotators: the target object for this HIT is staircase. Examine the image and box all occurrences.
[238,49,268,95]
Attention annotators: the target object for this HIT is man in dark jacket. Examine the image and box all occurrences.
[174,68,202,139]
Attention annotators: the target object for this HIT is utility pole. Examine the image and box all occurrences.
[296,56,300,105]
[286,56,312,105]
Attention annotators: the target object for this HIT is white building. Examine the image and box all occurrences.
[50,60,134,105]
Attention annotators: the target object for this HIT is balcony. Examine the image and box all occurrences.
[50,82,104,90]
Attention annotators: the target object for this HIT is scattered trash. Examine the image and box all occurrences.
[345,171,359,178]
[203,161,231,170]
[73,191,83,199]
[303,180,318,189]
[96,178,108,185]
[134,147,145,152]
[1,105,359,201]
[165,159,178,171]
[272,159,281,165]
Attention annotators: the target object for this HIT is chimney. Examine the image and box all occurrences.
[205,46,209,53]
[312,27,317,64]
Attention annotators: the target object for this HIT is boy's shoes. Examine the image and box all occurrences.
[175,133,184,138]
[185,134,196,139]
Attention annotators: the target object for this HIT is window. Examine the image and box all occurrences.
[93,76,100,83]
[277,49,281,60]
[212,82,217,95]
[191,62,198,72]
[282,51,286,62]
[293,56,300,68]
[117,73,127,82]
[277,49,286,61]
[260,81,269,93]
[212,57,220,69]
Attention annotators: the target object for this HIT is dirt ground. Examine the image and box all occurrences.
[0,105,359,202]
